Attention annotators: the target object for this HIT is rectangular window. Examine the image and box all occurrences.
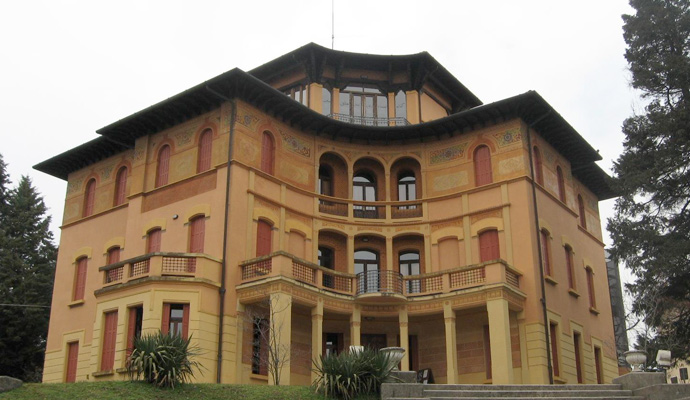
[162,303,189,338]
[322,87,332,115]
[594,346,603,384]
[484,325,492,380]
[574,332,583,383]
[252,317,269,375]
[101,311,118,371]
[66,341,79,383]
[126,306,143,358]
[73,257,88,301]
[550,322,560,377]
[256,220,272,257]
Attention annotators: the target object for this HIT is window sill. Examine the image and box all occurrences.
[545,276,558,285]
[250,373,268,382]
[92,370,114,378]
[568,288,580,298]
[116,367,129,374]
[554,375,567,384]
[589,307,600,315]
[68,299,85,308]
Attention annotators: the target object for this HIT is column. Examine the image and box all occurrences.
[487,296,514,384]
[350,305,361,347]
[399,307,409,371]
[311,299,324,383]
[385,237,393,271]
[269,292,292,385]
[443,302,458,384]
[235,302,246,383]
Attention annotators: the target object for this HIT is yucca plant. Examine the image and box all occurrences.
[127,331,203,388]
[313,347,398,399]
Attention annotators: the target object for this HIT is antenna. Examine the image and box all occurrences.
[331,0,335,49]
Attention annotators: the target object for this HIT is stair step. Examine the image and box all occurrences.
[426,398,644,400]
[425,389,635,397]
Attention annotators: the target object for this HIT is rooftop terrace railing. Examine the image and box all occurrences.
[327,113,411,127]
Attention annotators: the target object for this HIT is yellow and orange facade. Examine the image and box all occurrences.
[36,43,618,386]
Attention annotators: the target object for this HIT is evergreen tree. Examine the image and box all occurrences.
[609,0,690,359]
[0,165,57,381]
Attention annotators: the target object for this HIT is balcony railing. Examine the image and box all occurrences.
[238,252,521,299]
[317,195,423,220]
[327,113,411,127]
[99,252,222,288]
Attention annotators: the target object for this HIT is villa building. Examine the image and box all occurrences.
[36,43,617,386]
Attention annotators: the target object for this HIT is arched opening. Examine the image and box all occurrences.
[83,179,96,217]
[556,166,566,202]
[399,251,420,293]
[353,171,378,218]
[578,195,587,228]
[474,145,493,186]
[114,167,128,206]
[156,145,171,188]
[197,129,213,173]
[318,152,348,216]
[355,249,379,293]
[533,146,543,185]
[261,131,275,175]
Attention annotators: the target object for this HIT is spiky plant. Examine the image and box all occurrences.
[127,331,202,388]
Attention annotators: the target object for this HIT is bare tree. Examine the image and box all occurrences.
[243,294,293,385]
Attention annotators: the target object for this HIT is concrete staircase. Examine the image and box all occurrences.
[383,384,645,400]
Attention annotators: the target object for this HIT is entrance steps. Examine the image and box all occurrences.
[383,383,645,400]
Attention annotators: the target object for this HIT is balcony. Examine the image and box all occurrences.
[327,113,410,127]
[238,252,522,303]
[97,252,222,292]
[318,197,423,220]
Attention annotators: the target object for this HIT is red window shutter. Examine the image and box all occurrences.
[182,304,190,339]
[107,247,120,265]
[114,167,127,206]
[73,258,87,301]
[101,311,118,371]
[66,342,79,383]
[473,146,492,186]
[587,268,597,308]
[197,130,213,173]
[533,147,544,185]
[541,230,551,276]
[127,308,137,358]
[261,132,275,174]
[578,195,587,228]
[256,220,272,257]
[565,247,575,289]
[83,179,96,217]
[161,303,171,335]
[147,229,161,253]
[156,145,171,187]
[479,230,499,262]
[189,217,205,253]
[557,166,566,202]
[550,323,560,377]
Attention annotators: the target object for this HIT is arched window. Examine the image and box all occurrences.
[399,251,420,293]
[318,165,333,196]
[256,220,272,257]
[586,266,597,309]
[540,229,552,277]
[189,216,205,253]
[353,172,377,218]
[565,245,575,289]
[147,228,162,253]
[395,90,407,120]
[107,246,121,265]
[73,257,88,301]
[355,249,379,293]
[156,145,171,188]
[197,129,213,173]
[261,132,275,174]
[114,167,128,206]
[319,246,335,288]
[479,229,499,262]
[83,179,96,217]
[533,146,544,185]
[474,145,493,186]
[556,166,566,202]
[398,172,416,202]
[578,195,587,228]
[105,246,122,284]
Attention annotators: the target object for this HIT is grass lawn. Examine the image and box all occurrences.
[0,381,379,400]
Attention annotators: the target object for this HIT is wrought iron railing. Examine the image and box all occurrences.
[327,113,411,127]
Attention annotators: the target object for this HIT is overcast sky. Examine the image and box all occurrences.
[1,1,638,268]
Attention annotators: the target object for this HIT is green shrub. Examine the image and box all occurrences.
[312,348,398,400]
[127,331,203,388]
